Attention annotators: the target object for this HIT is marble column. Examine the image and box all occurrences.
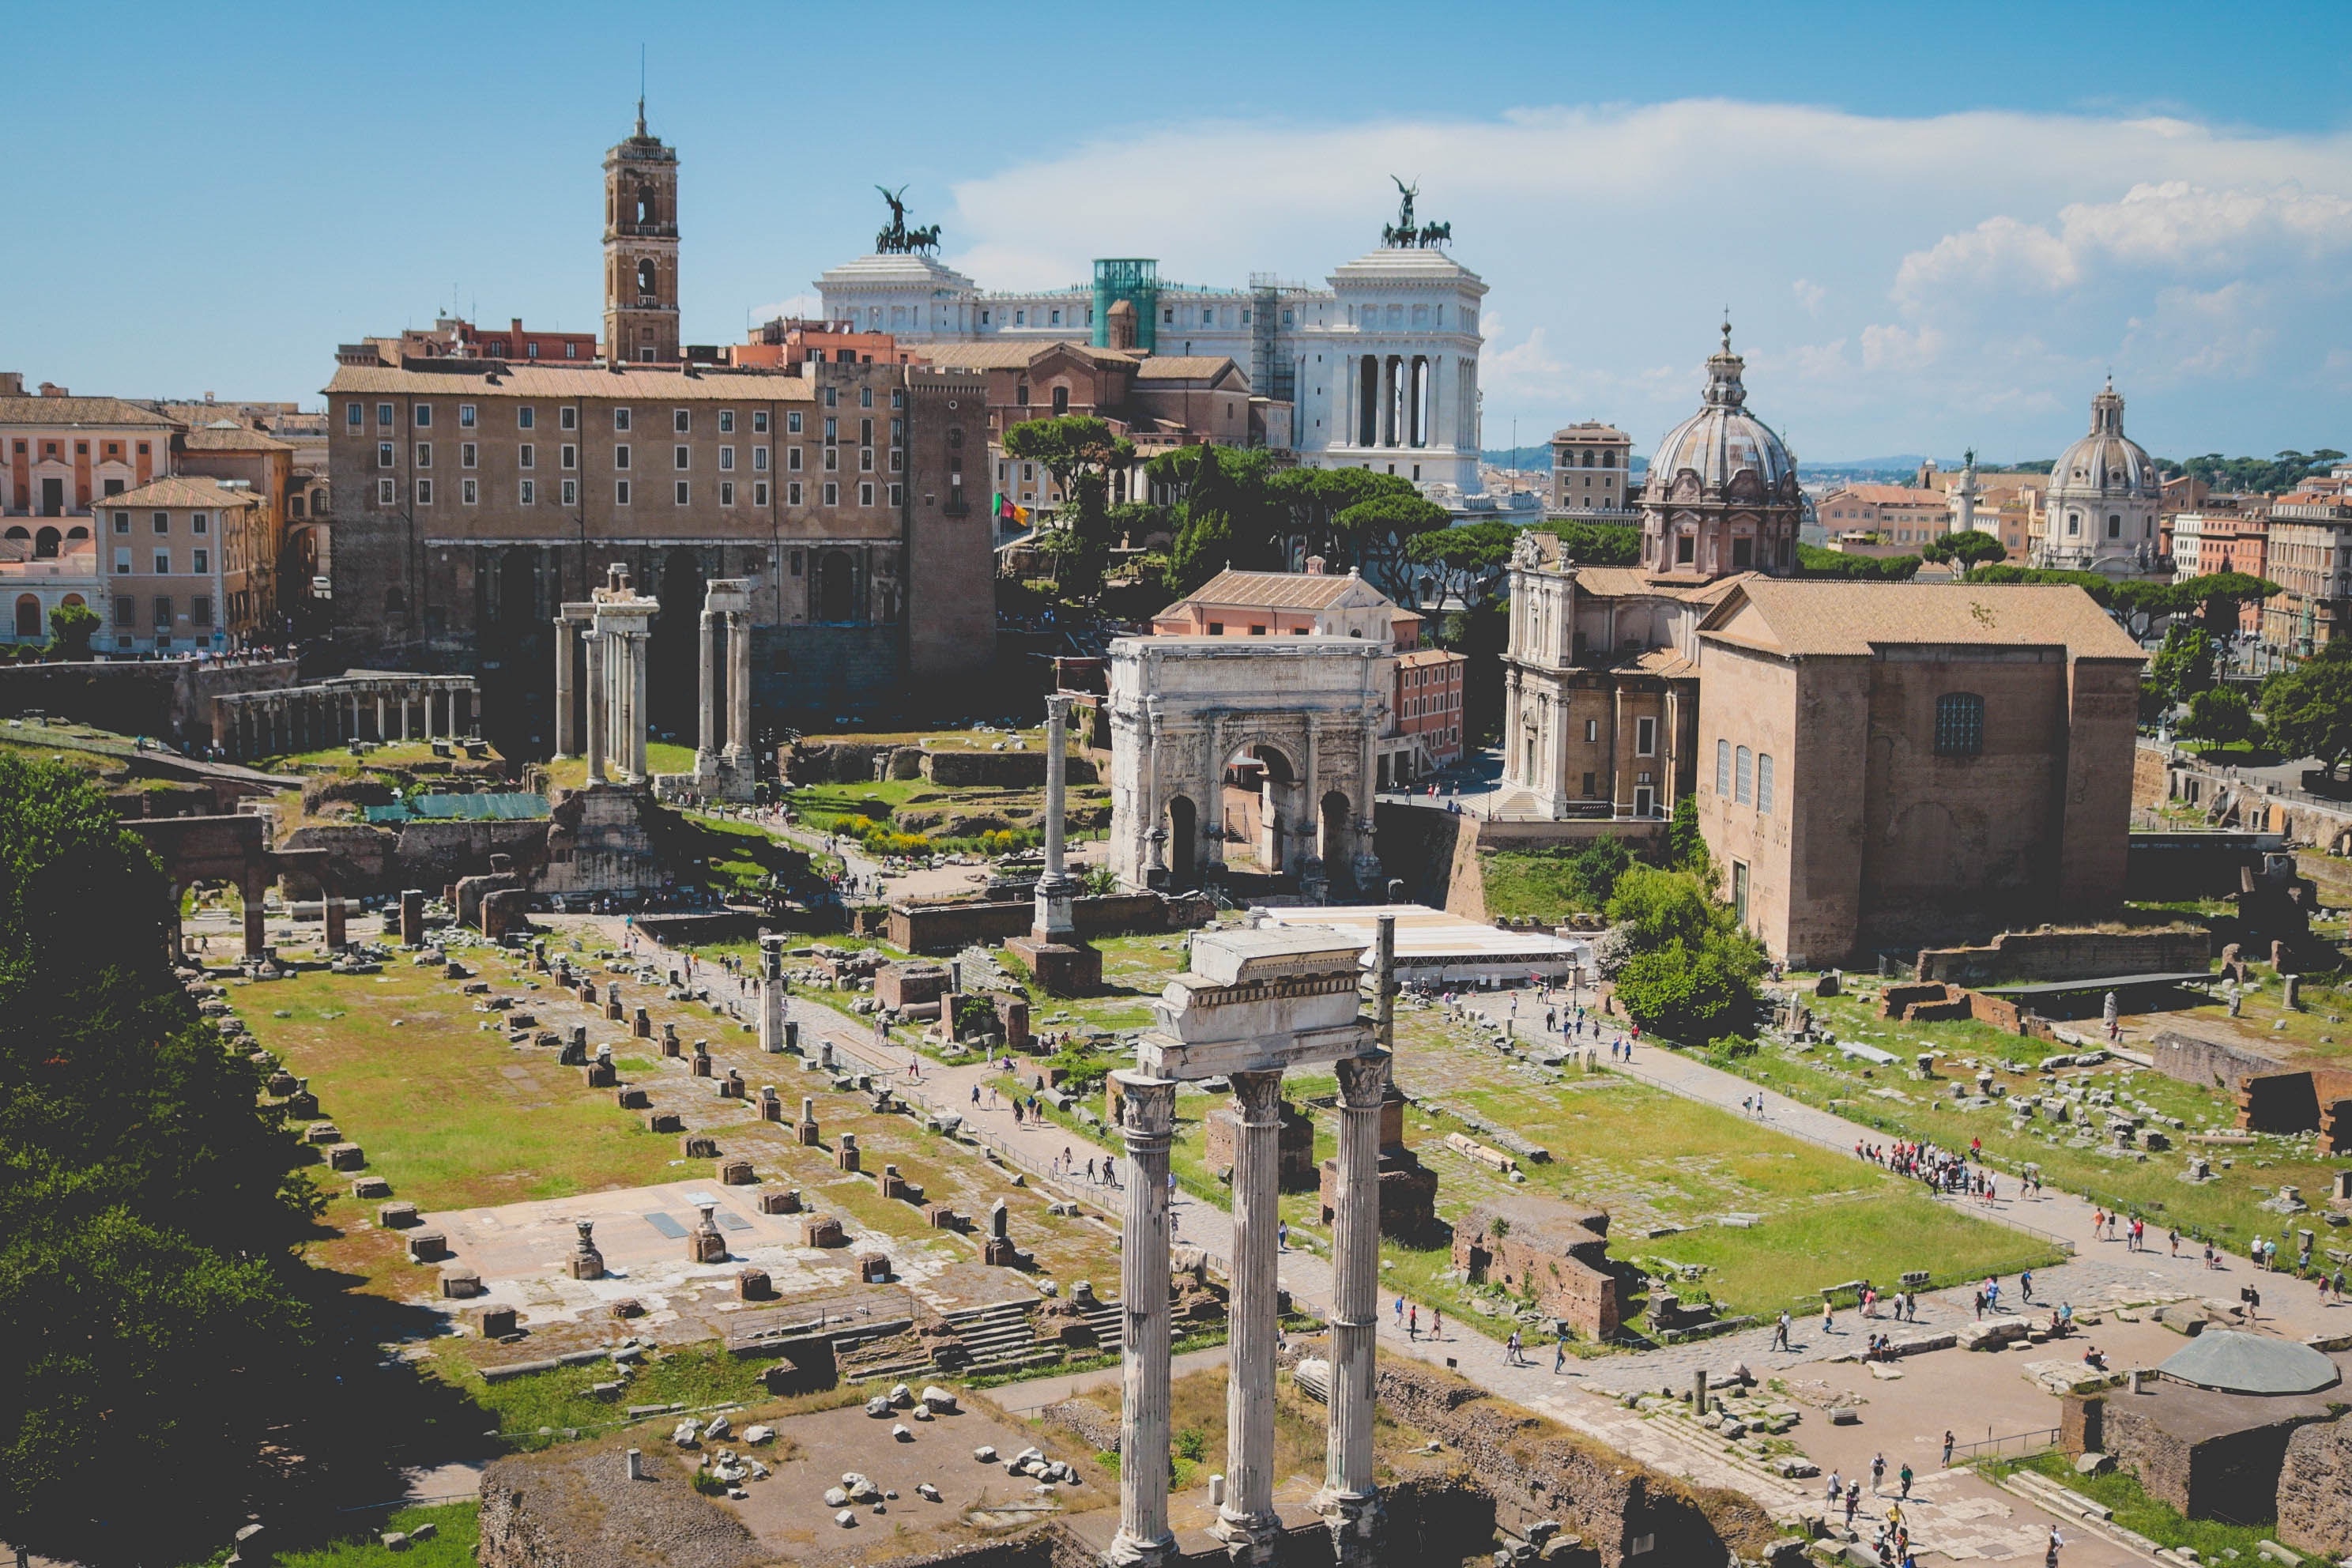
[726,611,752,766]
[1317,1047,1390,1561]
[1110,1071,1178,1568]
[375,694,386,743]
[758,933,786,1054]
[1034,694,1076,940]
[628,629,650,782]
[584,631,609,784]
[1214,1069,1285,1563]
[697,609,719,763]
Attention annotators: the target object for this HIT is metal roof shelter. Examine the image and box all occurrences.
[2158,1331,2343,1396]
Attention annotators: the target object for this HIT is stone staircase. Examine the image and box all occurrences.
[835,1295,1125,1384]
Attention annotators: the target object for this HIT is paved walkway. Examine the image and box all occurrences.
[621,886,2352,1565]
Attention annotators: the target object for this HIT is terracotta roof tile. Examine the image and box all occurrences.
[323,364,816,401]
[1699,580,2144,660]
[0,396,177,428]
[100,475,261,510]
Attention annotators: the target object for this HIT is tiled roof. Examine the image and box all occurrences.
[1554,564,1755,604]
[323,364,816,401]
[99,475,261,510]
[916,340,1136,371]
[1397,648,1464,668]
[1551,423,1630,443]
[1700,580,2144,660]
[1168,568,1388,612]
[179,425,295,452]
[0,396,176,428]
[1133,356,1239,381]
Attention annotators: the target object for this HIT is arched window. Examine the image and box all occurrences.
[947,427,963,450]
[66,526,87,540]
[33,527,60,559]
[1051,386,1069,416]
[1734,744,1753,805]
[2107,514,2121,538]
[1756,753,1774,815]
[1581,449,1595,468]
[1716,738,1731,795]
[1934,692,1985,757]
[636,258,657,302]
[14,595,43,638]
[2066,512,2080,537]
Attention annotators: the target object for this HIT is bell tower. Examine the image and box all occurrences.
[602,100,679,364]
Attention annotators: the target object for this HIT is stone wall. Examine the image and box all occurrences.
[1449,1201,1620,1341]
[887,891,1212,955]
[0,656,300,745]
[2075,1389,2340,1523]
[533,786,669,895]
[2277,1414,2352,1559]
[1914,927,2209,986]
[2150,1031,2288,1093]
[1370,1357,1777,1567]
[1203,1097,1318,1191]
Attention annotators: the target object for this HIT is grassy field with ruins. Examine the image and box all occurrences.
[1726,979,2352,1250]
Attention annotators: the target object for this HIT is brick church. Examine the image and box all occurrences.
[1501,327,2146,965]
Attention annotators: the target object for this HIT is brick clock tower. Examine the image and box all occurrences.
[603,100,679,364]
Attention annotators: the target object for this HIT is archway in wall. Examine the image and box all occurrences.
[14,595,40,639]
[650,547,706,740]
[33,527,60,560]
[813,549,856,624]
[1219,741,1302,875]
[1319,789,1355,891]
[1164,794,1197,891]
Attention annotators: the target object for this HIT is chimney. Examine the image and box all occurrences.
[0,372,22,396]
[37,382,67,398]
[1305,555,1325,575]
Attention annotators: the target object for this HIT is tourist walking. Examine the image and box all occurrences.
[1942,1430,1955,1468]
[1898,1461,1913,1499]
[1871,1453,1885,1494]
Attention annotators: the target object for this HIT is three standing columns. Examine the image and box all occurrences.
[1212,1069,1285,1563]
[1110,1071,1179,1568]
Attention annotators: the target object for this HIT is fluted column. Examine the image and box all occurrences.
[726,610,752,767]
[1034,694,1076,940]
[1317,1048,1390,1562]
[584,630,608,784]
[1214,1069,1285,1563]
[1109,1071,1178,1568]
[628,628,650,782]
[697,609,719,763]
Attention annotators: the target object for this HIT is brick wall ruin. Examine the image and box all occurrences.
[1450,1201,1620,1341]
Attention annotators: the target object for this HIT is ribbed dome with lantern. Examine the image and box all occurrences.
[2036,378,2163,577]
[1640,321,1802,580]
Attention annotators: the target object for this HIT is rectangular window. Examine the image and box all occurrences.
[345,401,362,428]
[616,480,631,505]
[419,442,437,469]
[859,447,875,473]
[191,548,209,573]
[673,409,691,433]
[153,596,172,628]
[1585,718,1600,744]
[560,478,577,506]
[674,480,689,505]
[718,409,735,433]
[114,548,131,575]
[560,406,578,430]
[859,418,873,445]
[719,481,736,507]
[786,411,802,434]
[824,447,838,471]
[415,477,433,505]
[190,595,212,627]
[377,403,394,427]
[113,511,129,534]
[614,408,631,432]
[823,416,837,444]
[151,511,170,534]
[1716,738,1731,795]
[859,481,875,507]
[458,405,477,428]
[1730,861,1749,925]
[888,483,903,507]
[753,410,769,434]
[114,596,134,624]
[614,444,631,469]
[153,550,172,574]
[752,446,768,472]
[1735,744,1753,805]
[718,446,734,471]
[754,481,769,507]
[788,447,803,471]
[519,479,535,505]
[787,481,802,505]
[377,478,395,504]
[517,406,535,429]
[377,443,394,469]
[1635,716,1657,756]
[414,404,432,428]
[822,481,838,506]
[1934,692,1985,757]
[518,443,534,469]
[1757,753,1774,815]
[673,445,690,470]
[190,513,207,535]
[461,478,477,505]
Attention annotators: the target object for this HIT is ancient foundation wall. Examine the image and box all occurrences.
[2278,1415,2352,1559]
[1915,928,2209,985]
[888,892,1212,956]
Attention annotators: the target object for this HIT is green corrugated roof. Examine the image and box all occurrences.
[364,792,548,825]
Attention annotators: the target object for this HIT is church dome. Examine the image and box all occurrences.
[1648,326,1797,503]
[2050,379,2158,503]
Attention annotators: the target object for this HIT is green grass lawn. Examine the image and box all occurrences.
[1743,982,2352,1246]
[1985,1451,2301,1563]
[272,1502,480,1566]
[236,963,682,1212]
[1481,850,1607,925]
[538,742,699,793]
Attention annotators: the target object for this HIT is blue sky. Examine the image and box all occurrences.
[9,0,2350,463]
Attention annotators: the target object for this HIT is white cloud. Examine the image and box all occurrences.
[934,103,2352,458]
[749,292,821,322]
